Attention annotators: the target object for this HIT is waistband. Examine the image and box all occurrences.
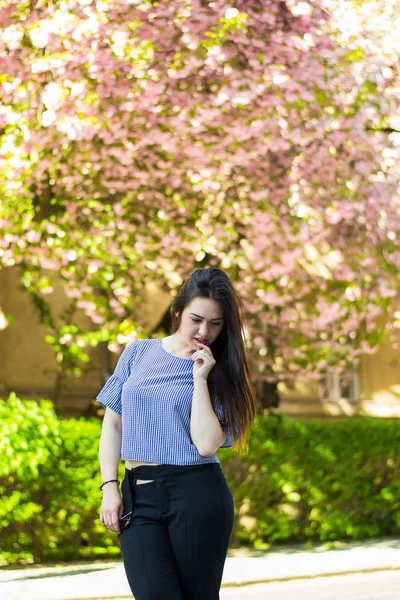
[125,462,221,482]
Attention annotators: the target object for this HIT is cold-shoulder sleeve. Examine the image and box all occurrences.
[214,402,233,448]
[96,341,138,415]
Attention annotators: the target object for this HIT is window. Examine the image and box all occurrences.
[320,369,359,403]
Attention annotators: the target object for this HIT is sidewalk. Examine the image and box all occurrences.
[2,537,400,600]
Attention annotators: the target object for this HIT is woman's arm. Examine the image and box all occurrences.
[190,377,226,456]
[99,407,123,534]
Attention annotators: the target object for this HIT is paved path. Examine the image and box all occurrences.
[221,570,400,599]
[2,537,400,600]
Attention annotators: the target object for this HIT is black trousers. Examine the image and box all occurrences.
[118,462,234,600]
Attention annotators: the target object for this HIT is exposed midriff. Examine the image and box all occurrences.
[125,460,161,469]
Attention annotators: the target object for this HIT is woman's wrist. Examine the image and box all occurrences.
[99,478,120,491]
[194,374,208,383]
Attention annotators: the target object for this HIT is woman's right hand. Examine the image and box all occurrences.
[100,484,123,534]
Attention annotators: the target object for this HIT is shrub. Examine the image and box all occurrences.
[222,412,400,548]
[0,392,123,565]
[2,394,400,564]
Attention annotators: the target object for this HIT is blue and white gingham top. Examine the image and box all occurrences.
[96,338,232,465]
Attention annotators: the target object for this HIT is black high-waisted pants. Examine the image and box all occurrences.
[118,462,234,600]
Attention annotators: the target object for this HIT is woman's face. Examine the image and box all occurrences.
[176,297,224,349]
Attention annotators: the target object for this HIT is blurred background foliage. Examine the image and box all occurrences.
[1,0,400,401]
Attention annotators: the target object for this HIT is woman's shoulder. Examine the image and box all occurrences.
[134,338,158,347]
[130,337,159,356]
[119,337,157,359]
[125,337,158,347]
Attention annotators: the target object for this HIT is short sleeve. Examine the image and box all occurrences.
[214,402,233,448]
[96,341,138,415]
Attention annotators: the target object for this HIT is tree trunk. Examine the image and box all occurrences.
[255,379,280,410]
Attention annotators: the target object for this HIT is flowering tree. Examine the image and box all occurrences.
[0,0,399,406]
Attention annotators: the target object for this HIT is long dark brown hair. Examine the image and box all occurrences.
[170,267,257,453]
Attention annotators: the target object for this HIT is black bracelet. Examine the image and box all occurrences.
[99,479,120,491]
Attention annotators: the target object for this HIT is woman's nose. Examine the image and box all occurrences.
[198,325,208,336]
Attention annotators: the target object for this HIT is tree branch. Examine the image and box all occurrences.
[366,127,400,134]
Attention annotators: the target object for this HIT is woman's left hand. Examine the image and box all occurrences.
[192,342,216,380]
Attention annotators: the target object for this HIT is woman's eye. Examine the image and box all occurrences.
[191,318,222,326]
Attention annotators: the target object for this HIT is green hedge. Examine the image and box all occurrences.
[223,412,400,548]
[2,392,400,565]
[0,393,121,566]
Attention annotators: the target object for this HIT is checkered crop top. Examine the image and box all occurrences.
[96,338,233,465]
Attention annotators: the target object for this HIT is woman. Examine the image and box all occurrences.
[96,267,256,600]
